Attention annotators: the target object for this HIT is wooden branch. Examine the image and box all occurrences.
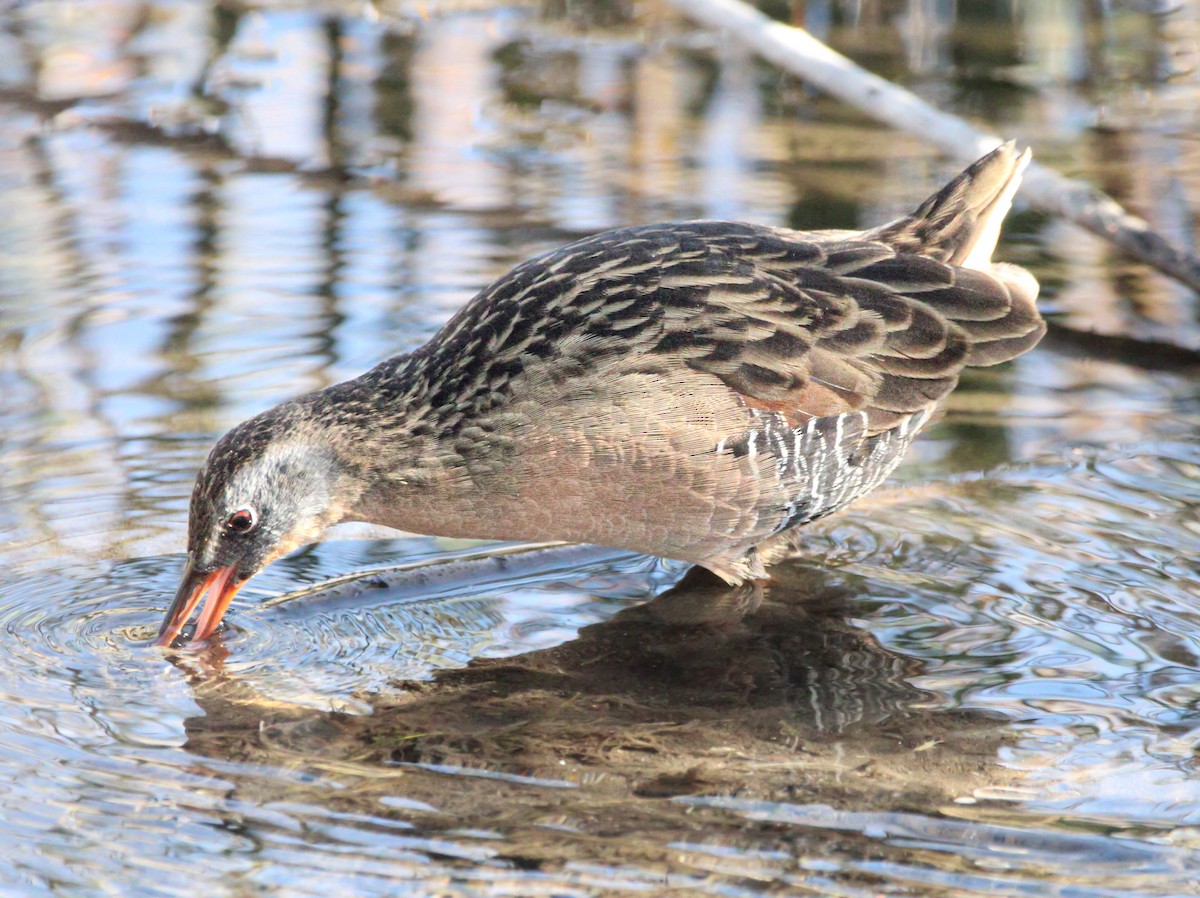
[664,0,1200,295]
[1040,321,1200,371]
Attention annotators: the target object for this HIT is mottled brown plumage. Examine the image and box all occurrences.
[158,143,1044,646]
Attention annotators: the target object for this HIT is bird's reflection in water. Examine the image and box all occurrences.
[175,557,1010,823]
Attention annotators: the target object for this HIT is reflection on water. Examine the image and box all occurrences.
[2,0,1200,895]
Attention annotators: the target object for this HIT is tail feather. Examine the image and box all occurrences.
[860,142,1043,373]
[867,141,1031,270]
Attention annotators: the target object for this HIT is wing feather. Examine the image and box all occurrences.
[642,231,1042,433]
[416,218,1042,438]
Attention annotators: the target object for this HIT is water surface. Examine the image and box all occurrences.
[2,1,1200,895]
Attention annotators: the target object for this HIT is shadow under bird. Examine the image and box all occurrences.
[157,143,1045,647]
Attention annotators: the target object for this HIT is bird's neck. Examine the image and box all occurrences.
[306,355,514,540]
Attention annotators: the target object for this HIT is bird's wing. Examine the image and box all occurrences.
[411,220,1041,436]
[628,231,1043,434]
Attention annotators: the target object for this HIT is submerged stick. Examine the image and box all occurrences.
[253,541,635,619]
[665,0,1200,295]
[1040,321,1200,371]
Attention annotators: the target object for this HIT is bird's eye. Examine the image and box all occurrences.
[226,508,256,533]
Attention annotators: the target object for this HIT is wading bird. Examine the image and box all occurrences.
[158,143,1043,647]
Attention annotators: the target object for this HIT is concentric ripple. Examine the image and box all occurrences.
[174,539,666,710]
[0,537,666,713]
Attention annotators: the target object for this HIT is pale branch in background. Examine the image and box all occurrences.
[664,0,1200,296]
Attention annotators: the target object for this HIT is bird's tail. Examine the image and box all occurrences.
[867,141,1031,270]
[862,142,1042,367]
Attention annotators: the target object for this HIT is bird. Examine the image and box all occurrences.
[156,142,1044,647]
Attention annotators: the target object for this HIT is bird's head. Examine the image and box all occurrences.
[156,408,353,647]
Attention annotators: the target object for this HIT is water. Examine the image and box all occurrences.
[2,0,1200,894]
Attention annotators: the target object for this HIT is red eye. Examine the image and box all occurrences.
[226,508,256,533]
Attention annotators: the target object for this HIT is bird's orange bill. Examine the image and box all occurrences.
[155,562,244,647]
